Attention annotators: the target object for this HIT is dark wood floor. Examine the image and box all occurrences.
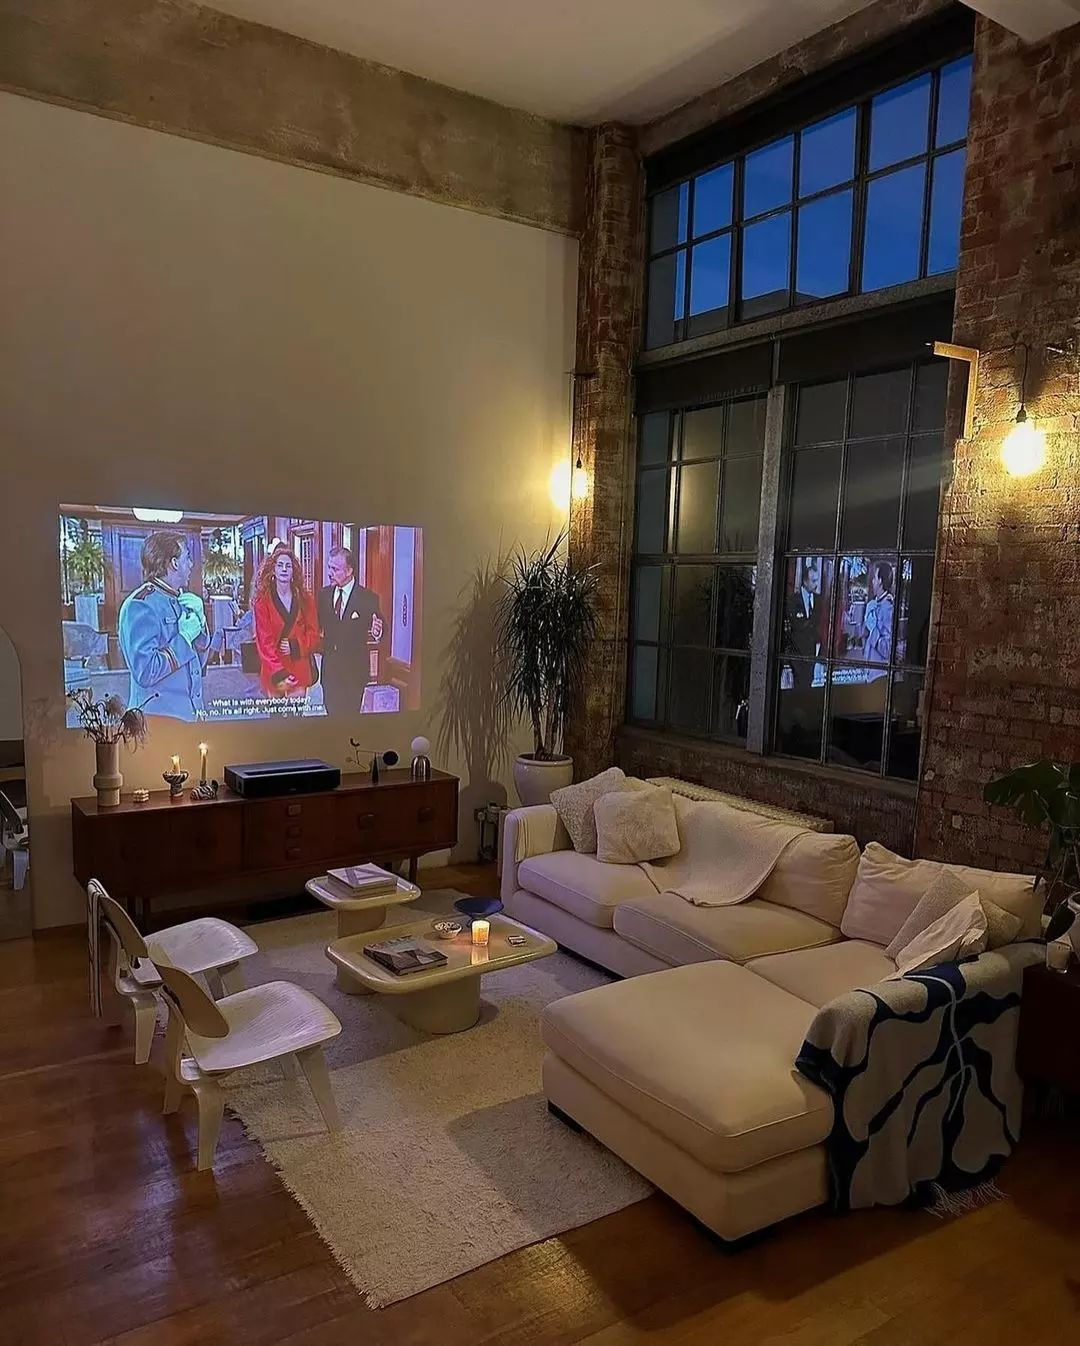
[2,864,1078,1345]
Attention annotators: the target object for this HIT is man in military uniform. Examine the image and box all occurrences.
[118,531,209,721]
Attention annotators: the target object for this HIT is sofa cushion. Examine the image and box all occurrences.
[747,940,898,1007]
[885,868,1022,960]
[541,962,832,1173]
[551,768,644,854]
[595,785,680,864]
[517,850,657,928]
[840,842,1043,946]
[612,891,840,967]
[893,892,988,975]
[756,831,859,926]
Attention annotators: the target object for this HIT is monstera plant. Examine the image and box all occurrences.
[984,760,1080,941]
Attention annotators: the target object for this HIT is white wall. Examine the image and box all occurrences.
[0,92,578,927]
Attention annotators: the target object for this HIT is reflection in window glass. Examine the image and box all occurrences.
[716,567,756,650]
[862,163,926,291]
[834,556,897,664]
[635,468,668,552]
[788,446,842,550]
[795,379,847,445]
[669,648,713,733]
[693,163,734,237]
[676,460,720,554]
[827,664,887,773]
[781,556,832,664]
[672,565,713,646]
[776,662,825,760]
[928,148,966,274]
[689,233,732,321]
[741,212,791,318]
[633,565,665,644]
[639,412,671,466]
[850,368,911,437]
[887,670,924,779]
[796,191,853,301]
[936,55,973,147]
[728,397,768,454]
[744,136,794,217]
[897,557,933,666]
[840,439,904,551]
[650,182,689,253]
[904,433,945,550]
[914,362,949,432]
[869,73,931,170]
[682,406,725,460]
[799,109,856,197]
[715,656,752,741]
[721,456,763,553]
[631,645,660,721]
[646,255,678,349]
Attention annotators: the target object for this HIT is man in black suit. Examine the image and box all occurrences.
[317,547,384,715]
[785,557,823,691]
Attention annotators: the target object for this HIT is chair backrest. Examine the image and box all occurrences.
[0,789,23,836]
[154,960,229,1039]
[90,879,150,963]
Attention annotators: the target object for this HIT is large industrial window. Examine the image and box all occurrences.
[644,53,972,349]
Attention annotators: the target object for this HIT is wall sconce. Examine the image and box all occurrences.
[1000,343,1046,478]
[930,340,980,440]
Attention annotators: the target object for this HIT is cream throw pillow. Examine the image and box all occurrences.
[595,785,680,865]
[550,768,644,854]
[893,892,988,975]
[885,868,1022,961]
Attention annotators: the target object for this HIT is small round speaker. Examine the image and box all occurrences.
[382,749,400,767]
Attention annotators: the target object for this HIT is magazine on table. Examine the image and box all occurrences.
[325,863,398,899]
[364,936,448,976]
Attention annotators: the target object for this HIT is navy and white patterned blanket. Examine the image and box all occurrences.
[795,942,1043,1211]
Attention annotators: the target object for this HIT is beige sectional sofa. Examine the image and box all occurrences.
[502,800,1042,1244]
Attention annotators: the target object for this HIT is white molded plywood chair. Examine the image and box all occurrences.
[155,959,343,1171]
[0,789,28,891]
[90,879,259,1065]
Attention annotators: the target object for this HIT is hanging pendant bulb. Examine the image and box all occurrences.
[1001,406,1046,477]
[571,454,590,502]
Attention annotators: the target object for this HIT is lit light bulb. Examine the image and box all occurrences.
[1000,409,1046,478]
[549,460,572,511]
[571,456,590,502]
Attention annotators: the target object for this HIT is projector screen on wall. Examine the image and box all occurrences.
[60,505,422,724]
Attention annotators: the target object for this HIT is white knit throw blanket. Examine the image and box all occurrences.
[644,795,804,907]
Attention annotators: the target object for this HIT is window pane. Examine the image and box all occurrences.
[715,655,751,742]
[645,254,680,348]
[716,566,756,650]
[682,405,725,460]
[869,73,931,171]
[635,468,668,552]
[862,162,927,291]
[904,432,944,551]
[788,446,841,549]
[834,555,897,664]
[668,648,712,734]
[675,460,719,553]
[776,661,825,760]
[897,556,933,666]
[639,411,672,466]
[850,367,911,438]
[630,644,660,721]
[799,108,856,197]
[672,565,713,645]
[796,190,853,301]
[632,565,665,643]
[827,664,887,773]
[927,148,966,274]
[728,396,768,455]
[795,379,847,445]
[650,182,688,253]
[744,136,794,217]
[782,556,832,661]
[887,670,924,780]
[688,234,731,327]
[720,456,763,552]
[741,211,792,319]
[936,55,973,147]
[840,439,904,550]
[913,361,949,432]
[693,163,734,237]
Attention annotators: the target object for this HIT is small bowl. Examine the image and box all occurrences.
[431,919,463,940]
[453,897,503,921]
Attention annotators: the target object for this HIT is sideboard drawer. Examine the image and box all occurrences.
[334,781,456,854]
[242,797,338,868]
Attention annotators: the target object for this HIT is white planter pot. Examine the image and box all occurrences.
[74,593,101,630]
[513,754,574,807]
[93,740,123,808]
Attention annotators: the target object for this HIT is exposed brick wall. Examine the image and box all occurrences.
[915,16,1080,871]
[564,124,644,779]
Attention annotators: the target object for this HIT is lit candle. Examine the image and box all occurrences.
[471,919,490,948]
[171,754,181,772]
[199,743,208,784]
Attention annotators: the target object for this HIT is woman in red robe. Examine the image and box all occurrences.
[251,547,320,697]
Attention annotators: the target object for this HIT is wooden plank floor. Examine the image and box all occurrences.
[1,864,1077,1345]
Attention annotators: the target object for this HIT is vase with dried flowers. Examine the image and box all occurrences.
[68,688,149,807]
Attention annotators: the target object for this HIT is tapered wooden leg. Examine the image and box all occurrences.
[217,962,246,996]
[194,1078,226,1171]
[297,1047,340,1132]
[280,1053,299,1080]
[133,994,157,1065]
[162,1012,186,1115]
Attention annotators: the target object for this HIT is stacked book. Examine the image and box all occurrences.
[324,863,398,901]
[364,936,448,976]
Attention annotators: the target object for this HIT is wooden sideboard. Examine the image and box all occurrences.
[72,767,458,925]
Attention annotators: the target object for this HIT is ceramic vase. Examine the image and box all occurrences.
[512,754,574,806]
[93,740,122,808]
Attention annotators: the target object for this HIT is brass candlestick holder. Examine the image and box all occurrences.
[163,769,189,800]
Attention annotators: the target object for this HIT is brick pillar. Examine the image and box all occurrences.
[564,124,644,779]
[916,17,1080,870]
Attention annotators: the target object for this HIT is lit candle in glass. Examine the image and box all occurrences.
[171,754,181,772]
[198,743,208,784]
[471,919,490,948]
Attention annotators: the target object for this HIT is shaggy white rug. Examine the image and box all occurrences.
[225,896,652,1307]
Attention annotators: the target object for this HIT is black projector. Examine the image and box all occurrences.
[224,759,341,798]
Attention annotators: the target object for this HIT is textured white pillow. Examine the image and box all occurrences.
[885,869,1022,960]
[595,786,680,865]
[550,768,643,854]
[894,892,988,975]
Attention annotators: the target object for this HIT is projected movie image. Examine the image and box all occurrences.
[61,507,422,724]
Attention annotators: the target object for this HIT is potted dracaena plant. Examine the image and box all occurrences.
[984,760,1080,957]
[496,535,598,806]
[68,687,149,808]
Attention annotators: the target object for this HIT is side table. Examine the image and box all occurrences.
[306,874,421,991]
[1016,960,1080,1099]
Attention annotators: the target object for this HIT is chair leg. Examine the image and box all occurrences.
[280,1053,299,1080]
[133,993,157,1066]
[217,962,246,996]
[203,968,225,1000]
[194,1077,226,1172]
[297,1046,340,1132]
[162,1011,186,1115]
